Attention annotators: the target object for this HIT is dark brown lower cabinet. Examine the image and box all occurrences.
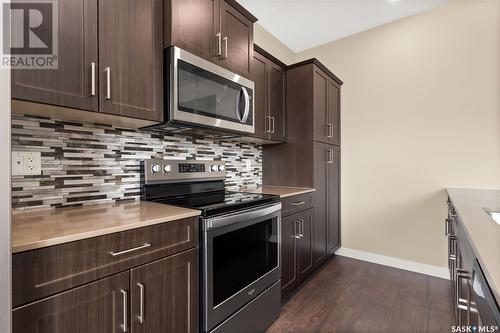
[13,271,130,333]
[13,220,199,333]
[297,209,314,280]
[281,205,314,298]
[281,215,298,296]
[328,146,341,253]
[130,248,199,333]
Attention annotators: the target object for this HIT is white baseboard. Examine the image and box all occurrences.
[335,247,449,279]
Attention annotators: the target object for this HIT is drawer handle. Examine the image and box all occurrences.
[109,243,152,257]
[290,201,305,206]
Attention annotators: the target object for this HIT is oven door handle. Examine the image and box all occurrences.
[203,203,282,231]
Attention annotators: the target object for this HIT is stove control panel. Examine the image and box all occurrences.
[143,159,226,183]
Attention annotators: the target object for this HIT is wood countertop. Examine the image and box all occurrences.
[12,201,201,253]
[447,188,500,304]
[241,186,315,198]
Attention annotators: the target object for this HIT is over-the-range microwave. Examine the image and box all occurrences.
[145,46,255,136]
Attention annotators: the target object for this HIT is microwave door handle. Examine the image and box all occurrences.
[235,88,244,123]
[241,87,250,123]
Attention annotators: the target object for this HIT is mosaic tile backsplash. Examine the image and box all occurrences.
[11,114,262,210]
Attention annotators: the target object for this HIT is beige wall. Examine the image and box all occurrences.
[254,23,296,65]
[294,0,500,267]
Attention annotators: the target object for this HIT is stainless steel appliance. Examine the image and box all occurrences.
[145,47,255,136]
[141,159,281,333]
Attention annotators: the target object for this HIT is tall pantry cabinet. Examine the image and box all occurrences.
[263,58,343,271]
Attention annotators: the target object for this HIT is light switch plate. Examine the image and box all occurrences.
[12,151,41,176]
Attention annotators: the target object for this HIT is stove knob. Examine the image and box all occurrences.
[163,165,172,173]
[211,165,218,172]
[218,165,225,171]
[151,164,160,173]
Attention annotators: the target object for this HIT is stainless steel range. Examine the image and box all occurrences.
[141,159,281,333]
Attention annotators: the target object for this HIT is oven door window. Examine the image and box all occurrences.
[178,60,253,125]
[212,218,278,307]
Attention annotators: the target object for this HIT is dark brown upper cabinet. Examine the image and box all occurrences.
[219,0,254,78]
[328,80,341,146]
[99,0,163,121]
[312,66,341,145]
[11,0,163,122]
[11,0,99,112]
[166,0,220,63]
[250,45,287,143]
[13,271,130,333]
[164,0,257,79]
[251,51,269,139]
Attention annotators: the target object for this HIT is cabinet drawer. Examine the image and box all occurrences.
[13,217,198,307]
[282,193,314,217]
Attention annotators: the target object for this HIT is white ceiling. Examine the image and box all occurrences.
[239,0,450,52]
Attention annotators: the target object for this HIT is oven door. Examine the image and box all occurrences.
[202,203,281,332]
[168,46,255,134]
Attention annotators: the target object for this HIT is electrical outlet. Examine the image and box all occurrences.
[12,152,41,176]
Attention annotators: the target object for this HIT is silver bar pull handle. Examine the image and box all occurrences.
[266,116,271,133]
[222,36,228,60]
[105,67,111,100]
[90,62,96,96]
[137,283,145,324]
[216,32,222,56]
[290,201,305,206]
[293,220,300,239]
[298,219,304,237]
[109,243,152,257]
[271,116,275,133]
[120,289,128,332]
[327,123,333,138]
[327,149,334,164]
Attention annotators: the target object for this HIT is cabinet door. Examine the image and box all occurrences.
[327,146,341,252]
[11,0,98,111]
[312,67,331,144]
[328,79,341,145]
[130,248,199,333]
[220,0,253,78]
[269,62,286,142]
[169,0,220,62]
[250,51,269,140]
[297,209,314,281]
[99,0,163,121]
[13,272,129,333]
[313,142,328,266]
[281,215,298,296]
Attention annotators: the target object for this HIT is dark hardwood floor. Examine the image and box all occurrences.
[267,256,454,333]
